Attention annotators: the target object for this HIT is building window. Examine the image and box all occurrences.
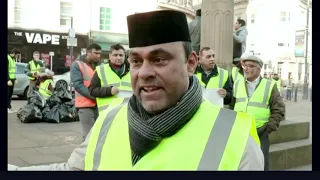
[279,11,290,22]
[278,43,286,47]
[99,7,112,31]
[14,0,22,24]
[251,14,256,24]
[60,18,71,26]
[60,1,73,27]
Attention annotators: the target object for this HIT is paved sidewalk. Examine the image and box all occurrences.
[8,96,312,168]
[8,100,83,167]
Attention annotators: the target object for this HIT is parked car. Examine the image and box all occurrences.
[13,63,29,99]
[53,71,73,91]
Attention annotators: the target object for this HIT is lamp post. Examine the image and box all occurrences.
[69,17,74,65]
[302,0,310,99]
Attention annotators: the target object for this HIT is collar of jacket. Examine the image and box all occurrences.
[83,58,100,69]
[197,64,218,76]
[236,26,246,33]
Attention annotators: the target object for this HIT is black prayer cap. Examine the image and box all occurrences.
[127,10,191,48]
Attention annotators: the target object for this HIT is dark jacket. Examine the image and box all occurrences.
[233,26,248,59]
[70,58,100,103]
[195,65,233,105]
[25,60,45,79]
[89,63,130,98]
[229,77,285,134]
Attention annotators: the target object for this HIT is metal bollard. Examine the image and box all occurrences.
[294,86,298,102]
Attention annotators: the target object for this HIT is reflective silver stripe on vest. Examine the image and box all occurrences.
[236,98,246,102]
[121,81,131,87]
[39,87,49,92]
[234,69,238,82]
[98,104,109,112]
[78,61,91,81]
[233,79,241,97]
[99,64,108,87]
[119,90,133,94]
[218,68,224,88]
[197,108,237,170]
[247,80,272,109]
[110,83,120,87]
[92,98,130,170]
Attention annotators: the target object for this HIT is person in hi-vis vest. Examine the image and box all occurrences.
[37,67,55,100]
[8,10,264,171]
[24,51,45,97]
[8,48,21,114]
[89,44,131,114]
[272,73,282,93]
[195,47,232,106]
[231,57,244,84]
[70,43,102,141]
[229,55,285,171]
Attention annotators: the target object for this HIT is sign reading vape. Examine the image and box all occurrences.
[25,33,60,45]
[14,31,61,45]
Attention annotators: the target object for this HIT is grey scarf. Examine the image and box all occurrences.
[127,76,203,165]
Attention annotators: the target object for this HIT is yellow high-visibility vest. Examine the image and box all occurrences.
[8,55,16,79]
[39,79,54,100]
[95,64,132,113]
[273,79,281,92]
[28,60,41,80]
[233,78,275,128]
[232,67,244,82]
[195,67,228,89]
[84,98,261,170]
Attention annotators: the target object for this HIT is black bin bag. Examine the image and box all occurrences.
[42,105,60,123]
[55,83,72,102]
[27,89,46,109]
[46,94,61,108]
[17,104,43,123]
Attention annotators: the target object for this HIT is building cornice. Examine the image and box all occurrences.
[157,2,195,17]
[193,0,248,9]
[234,0,249,6]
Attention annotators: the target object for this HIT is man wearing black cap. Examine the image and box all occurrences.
[188,9,201,55]
[8,10,263,171]
[229,55,285,171]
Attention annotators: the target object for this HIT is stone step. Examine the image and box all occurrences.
[285,164,312,171]
[270,138,312,170]
[270,120,310,144]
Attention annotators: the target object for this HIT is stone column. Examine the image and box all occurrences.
[201,0,234,70]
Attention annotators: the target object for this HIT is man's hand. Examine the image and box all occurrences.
[8,80,13,86]
[217,88,227,98]
[111,86,119,95]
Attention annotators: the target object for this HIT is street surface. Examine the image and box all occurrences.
[8,97,83,167]
[8,95,312,169]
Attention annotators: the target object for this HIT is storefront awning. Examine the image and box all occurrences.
[89,31,129,51]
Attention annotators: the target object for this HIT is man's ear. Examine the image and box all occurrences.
[109,52,112,60]
[187,51,198,76]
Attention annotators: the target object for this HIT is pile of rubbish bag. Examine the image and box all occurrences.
[17,84,79,123]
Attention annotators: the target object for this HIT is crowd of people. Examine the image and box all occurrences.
[8,9,286,171]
